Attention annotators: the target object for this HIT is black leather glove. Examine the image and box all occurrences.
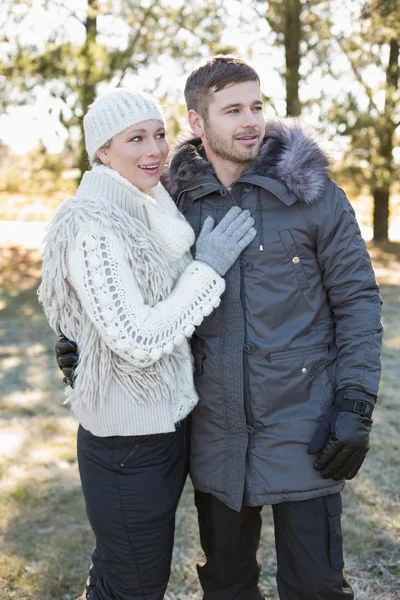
[55,334,79,388]
[307,388,375,481]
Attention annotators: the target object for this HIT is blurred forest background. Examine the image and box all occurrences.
[0,1,399,600]
[0,0,399,240]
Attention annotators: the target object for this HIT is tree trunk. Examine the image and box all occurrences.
[77,0,99,180]
[373,188,390,242]
[372,38,399,242]
[284,0,302,116]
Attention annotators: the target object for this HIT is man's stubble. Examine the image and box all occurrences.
[203,119,260,166]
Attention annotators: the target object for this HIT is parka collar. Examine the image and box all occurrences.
[162,118,330,206]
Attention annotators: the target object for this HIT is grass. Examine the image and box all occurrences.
[0,238,399,600]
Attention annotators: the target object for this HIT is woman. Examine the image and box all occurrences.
[38,87,256,600]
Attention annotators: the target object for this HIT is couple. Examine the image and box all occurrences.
[39,56,382,600]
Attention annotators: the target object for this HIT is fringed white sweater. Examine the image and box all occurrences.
[38,165,225,436]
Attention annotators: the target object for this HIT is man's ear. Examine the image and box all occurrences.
[188,109,205,138]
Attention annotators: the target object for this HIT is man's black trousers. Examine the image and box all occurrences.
[195,490,354,600]
[77,421,189,600]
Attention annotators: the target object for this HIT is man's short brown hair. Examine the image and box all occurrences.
[184,56,260,118]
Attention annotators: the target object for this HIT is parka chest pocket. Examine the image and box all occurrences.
[278,229,310,292]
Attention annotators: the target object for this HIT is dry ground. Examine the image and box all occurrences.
[0,240,399,600]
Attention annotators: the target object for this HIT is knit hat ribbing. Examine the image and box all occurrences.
[84,88,166,164]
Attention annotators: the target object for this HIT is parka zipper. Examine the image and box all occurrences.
[227,184,255,433]
[240,267,255,433]
[229,184,264,251]
[183,178,257,434]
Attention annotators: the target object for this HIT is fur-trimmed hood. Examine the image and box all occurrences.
[163,118,330,205]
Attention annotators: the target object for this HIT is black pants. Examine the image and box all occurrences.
[195,490,354,600]
[77,421,189,600]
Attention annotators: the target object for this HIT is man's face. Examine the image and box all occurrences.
[202,81,265,165]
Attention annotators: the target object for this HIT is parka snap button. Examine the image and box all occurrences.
[240,260,253,271]
[244,184,254,193]
[253,423,264,433]
[292,256,300,264]
[244,343,256,354]
[301,367,307,374]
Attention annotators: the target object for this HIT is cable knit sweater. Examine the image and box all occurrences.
[38,165,225,436]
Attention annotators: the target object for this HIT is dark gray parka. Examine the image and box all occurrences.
[164,120,383,512]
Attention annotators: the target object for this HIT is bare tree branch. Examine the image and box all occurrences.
[44,0,85,25]
[253,1,275,32]
[262,93,279,116]
[111,3,156,76]
[335,35,380,115]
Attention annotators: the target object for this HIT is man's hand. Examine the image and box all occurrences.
[55,334,79,388]
[307,389,375,481]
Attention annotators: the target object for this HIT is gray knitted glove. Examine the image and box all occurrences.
[195,206,256,276]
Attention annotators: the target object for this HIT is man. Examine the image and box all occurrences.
[57,57,382,600]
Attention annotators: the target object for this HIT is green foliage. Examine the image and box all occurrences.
[0,143,76,197]
[0,0,229,178]
[362,0,400,38]
[261,0,332,55]
[255,0,333,115]
[327,2,399,188]
[326,0,399,239]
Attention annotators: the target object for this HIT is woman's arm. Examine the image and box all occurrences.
[68,229,225,366]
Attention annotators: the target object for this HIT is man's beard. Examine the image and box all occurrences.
[204,121,260,165]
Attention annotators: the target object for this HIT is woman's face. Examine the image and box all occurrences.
[97,119,168,192]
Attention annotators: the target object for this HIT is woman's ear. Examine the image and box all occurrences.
[96,148,109,165]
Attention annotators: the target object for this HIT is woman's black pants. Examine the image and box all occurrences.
[77,420,189,600]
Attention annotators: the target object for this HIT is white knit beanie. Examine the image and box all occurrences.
[83,88,166,164]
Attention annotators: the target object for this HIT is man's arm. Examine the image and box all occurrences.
[314,182,382,396]
[306,181,383,480]
[55,335,78,387]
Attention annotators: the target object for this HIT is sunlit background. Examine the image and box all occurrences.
[0,2,399,600]
[0,0,399,243]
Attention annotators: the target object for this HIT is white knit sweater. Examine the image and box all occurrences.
[38,165,225,436]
